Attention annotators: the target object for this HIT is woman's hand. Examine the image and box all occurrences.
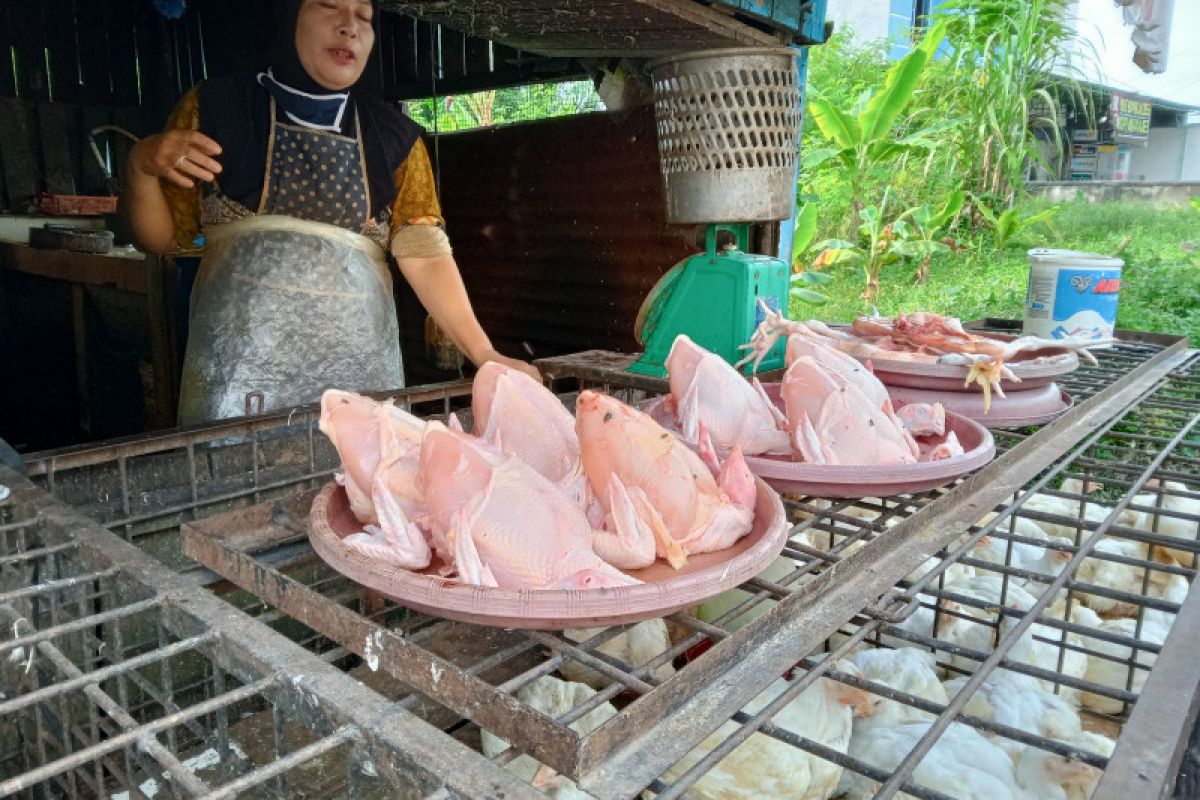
[475,349,543,383]
[130,130,223,189]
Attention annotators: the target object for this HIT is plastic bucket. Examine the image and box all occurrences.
[1023,249,1123,341]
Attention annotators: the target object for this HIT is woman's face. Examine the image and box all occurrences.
[295,0,375,90]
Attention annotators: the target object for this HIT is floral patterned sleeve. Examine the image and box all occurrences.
[157,86,203,252]
[388,138,452,259]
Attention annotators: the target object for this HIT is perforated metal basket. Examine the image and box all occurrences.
[649,47,801,224]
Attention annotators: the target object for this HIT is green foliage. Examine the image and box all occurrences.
[790,203,819,268]
[407,81,604,132]
[933,0,1092,204]
[803,25,952,232]
[789,204,831,306]
[796,200,1199,343]
[972,198,1059,250]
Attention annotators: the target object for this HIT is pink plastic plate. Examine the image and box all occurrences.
[644,389,994,499]
[830,327,1079,392]
[308,479,789,629]
[886,383,1074,429]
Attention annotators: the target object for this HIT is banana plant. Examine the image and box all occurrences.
[808,188,906,303]
[892,189,965,283]
[803,21,953,232]
[788,203,833,306]
[972,197,1059,250]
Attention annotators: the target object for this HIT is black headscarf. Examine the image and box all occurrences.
[197,0,422,222]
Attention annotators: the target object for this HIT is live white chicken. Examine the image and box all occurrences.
[657,664,871,799]
[481,676,613,798]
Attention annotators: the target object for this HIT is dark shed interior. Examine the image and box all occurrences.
[0,0,816,452]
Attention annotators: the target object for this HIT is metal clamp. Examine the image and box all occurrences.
[244,391,265,417]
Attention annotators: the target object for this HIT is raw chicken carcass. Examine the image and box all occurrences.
[320,390,432,568]
[576,390,757,568]
[895,402,946,438]
[929,431,964,461]
[418,422,647,588]
[658,664,871,800]
[665,334,789,457]
[319,389,424,524]
[472,362,589,504]
[781,355,919,466]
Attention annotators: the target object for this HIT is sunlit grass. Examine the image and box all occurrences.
[796,199,1199,343]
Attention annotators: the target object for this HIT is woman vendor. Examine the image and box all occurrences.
[123,0,539,425]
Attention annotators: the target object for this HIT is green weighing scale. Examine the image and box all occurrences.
[628,45,804,378]
[630,223,789,376]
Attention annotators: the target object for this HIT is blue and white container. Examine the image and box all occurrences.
[1023,249,1124,341]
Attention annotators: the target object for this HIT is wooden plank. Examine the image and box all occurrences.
[0,242,148,294]
[0,99,42,210]
[37,103,79,196]
[75,0,117,104]
[8,3,46,101]
[0,3,16,98]
[440,27,467,81]
[106,0,142,106]
[464,35,492,78]
[71,282,92,434]
[45,0,85,104]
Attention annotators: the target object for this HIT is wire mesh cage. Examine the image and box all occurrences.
[649,47,801,224]
[7,330,1198,799]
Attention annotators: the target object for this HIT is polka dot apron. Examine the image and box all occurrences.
[258,100,372,230]
[176,100,403,425]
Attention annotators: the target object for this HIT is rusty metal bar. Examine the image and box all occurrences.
[201,726,359,800]
[1,464,547,800]
[0,632,218,717]
[182,526,585,777]
[25,380,474,476]
[1096,528,1200,790]
[0,678,272,796]
[0,596,160,655]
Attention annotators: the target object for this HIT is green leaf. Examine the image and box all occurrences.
[790,287,830,305]
[860,47,930,142]
[796,271,835,286]
[1191,196,1200,215]
[801,147,845,170]
[929,189,965,229]
[809,98,862,149]
[791,204,819,267]
[814,239,859,250]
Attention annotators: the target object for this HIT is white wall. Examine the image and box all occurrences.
[1183,124,1200,180]
[825,0,890,42]
[1126,124,1200,181]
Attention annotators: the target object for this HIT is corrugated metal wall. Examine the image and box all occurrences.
[398,106,700,383]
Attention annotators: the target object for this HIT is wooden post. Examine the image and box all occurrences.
[71,283,91,434]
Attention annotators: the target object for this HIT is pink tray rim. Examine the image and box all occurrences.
[641,396,995,498]
[743,410,993,488]
[887,384,1075,429]
[308,479,789,629]
[827,326,1080,391]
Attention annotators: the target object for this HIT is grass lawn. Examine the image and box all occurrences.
[796,200,1200,344]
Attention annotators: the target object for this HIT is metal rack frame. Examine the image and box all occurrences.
[9,331,1200,799]
[0,461,542,799]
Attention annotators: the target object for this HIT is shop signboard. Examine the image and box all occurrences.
[1110,94,1151,146]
